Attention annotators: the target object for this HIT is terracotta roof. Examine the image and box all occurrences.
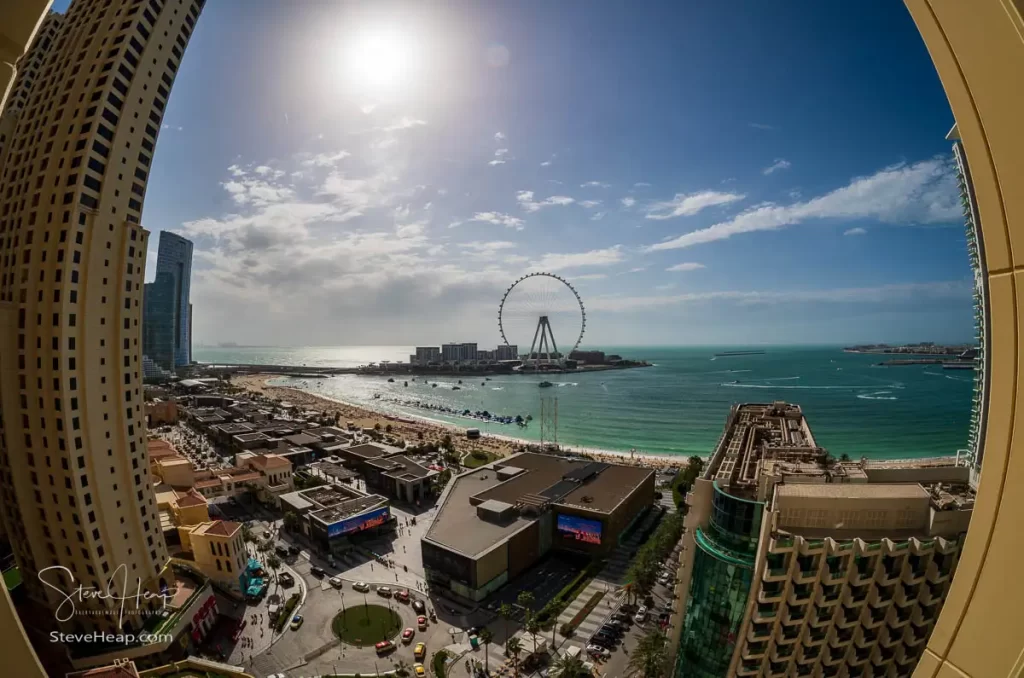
[67,661,141,678]
[174,488,207,508]
[194,479,222,489]
[248,454,291,470]
[228,472,262,483]
[201,520,241,537]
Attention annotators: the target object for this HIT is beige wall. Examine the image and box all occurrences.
[475,540,509,589]
[775,491,931,535]
[191,526,246,591]
[904,1,1024,676]
[0,0,52,110]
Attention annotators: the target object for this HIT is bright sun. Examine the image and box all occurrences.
[343,27,419,95]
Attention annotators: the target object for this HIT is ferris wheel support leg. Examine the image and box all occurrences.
[546,318,561,365]
[527,316,544,370]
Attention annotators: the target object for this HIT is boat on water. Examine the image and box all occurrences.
[387,378,395,383]
[481,382,486,386]
[538,381,554,388]
[457,379,463,384]
[432,383,438,388]
[485,377,491,381]
[403,381,408,387]
[943,362,976,370]
[452,386,461,391]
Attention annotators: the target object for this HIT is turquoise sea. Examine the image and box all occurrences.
[193,346,973,460]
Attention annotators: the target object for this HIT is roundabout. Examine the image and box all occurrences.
[332,603,404,647]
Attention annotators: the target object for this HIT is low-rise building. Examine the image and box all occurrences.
[179,521,247,594]
[279,484,392,555]
[146,399,179,426]
[422,452,654,601]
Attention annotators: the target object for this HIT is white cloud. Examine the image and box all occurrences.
[666,262,706,272]
[540,161,552,167]
[749,122,775,130]
[495,132,506,141]
[360,103,377,114]
[488,160,506,166]
[581,181,611,189]
[469,212,525,230]
[579,200,603,209]
[646,158,959,251]
[655,283,676,291]
[220,177,294,207]
[591,211,607,221]
[377,117,427,132]
[634,182,652,188]
[516,190,575,212]
[458,241,518,254]
[301,150,351,168]
[572,273,608,281]
[161,124,183,132]
[589,280,971,312]
[627,266,648,273]
[844,227,867,236]
[762,158,792,175]
[227,164,246,178]
[535,245,624,271]
[620,197,636,208]
[495,148,509,158]
[645,190,745,221]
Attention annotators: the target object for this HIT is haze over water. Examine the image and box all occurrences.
[195,346,972,460]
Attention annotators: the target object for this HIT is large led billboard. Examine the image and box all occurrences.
[327,506,390,538]
[557,514,602,545]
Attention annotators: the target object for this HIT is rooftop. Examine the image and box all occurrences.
[366,454,435,481]
[426,452,652,557]
[235,432,271,443]
[776,483,930,500]
[193,520,242,538]
[310,494,388,525]
[345,443,392,460]
[284,432,321,447]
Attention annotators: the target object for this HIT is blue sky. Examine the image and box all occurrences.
[55,0,973,347]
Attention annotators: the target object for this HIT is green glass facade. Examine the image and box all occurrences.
[675,484,764,678]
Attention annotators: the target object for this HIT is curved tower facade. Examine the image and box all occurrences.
[0,0,205,638]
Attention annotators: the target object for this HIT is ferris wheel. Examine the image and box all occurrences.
[498,272,586,370]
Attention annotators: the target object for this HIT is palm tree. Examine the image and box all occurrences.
[479,628,494,673]
[626,629,669,678]
[266,554,282,595]
[517,591,535,620]
[499,603,513,642]
[505,636,522,678]
[524,617,540,657]
[550,652,587,678]
[394,658,412,677]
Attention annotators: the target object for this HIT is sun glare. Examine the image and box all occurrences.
[343,27,419,95]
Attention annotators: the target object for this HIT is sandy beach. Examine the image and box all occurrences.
[230,373,687,471]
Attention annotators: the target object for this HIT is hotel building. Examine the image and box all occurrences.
[671,403,974,678]
[142,230,192,371]
[0,0,207,666]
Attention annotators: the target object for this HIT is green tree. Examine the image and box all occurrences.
[550,651,588,678]
[266,554,282,594]
[626,629,669,678]
[840,453,851,462]
[374,422,382,431]
[499,602,513,641]
[283,511,300,534]
[517,591,535,620]
[385,423,393,433]
[479,628,494,673]
[394,658,411,677]
[524,617,541,656]
[505,636,522,678]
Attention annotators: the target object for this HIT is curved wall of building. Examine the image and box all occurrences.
[675,484,764,677]
[904,1,1024,676]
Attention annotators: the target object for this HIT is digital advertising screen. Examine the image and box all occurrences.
[327,506,390,538]
[557,514,602,545]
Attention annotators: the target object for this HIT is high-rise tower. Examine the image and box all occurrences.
[0,0,205,640]
[153,230,192,368]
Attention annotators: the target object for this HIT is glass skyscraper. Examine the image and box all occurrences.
[144,231,193,370]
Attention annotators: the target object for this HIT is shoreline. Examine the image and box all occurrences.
[229,373,959,471]
[230,373,689,470]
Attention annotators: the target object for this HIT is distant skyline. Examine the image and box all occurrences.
[47,0,972,345]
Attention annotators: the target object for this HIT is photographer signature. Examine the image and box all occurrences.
[38,564,178,625]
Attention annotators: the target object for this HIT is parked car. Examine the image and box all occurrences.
[278,572,295,587]
[586,644,611,659]
[375,640,395,655]
[377,586,393,598]
[402,627,415,643]
[414,642,426,660]
[275,545,290,558]
[610,612,631,624]
[290,614,303,630]
[599,624,622,638]
[310,566,325,577]
[353,581,370,592]
[287,545,300,556]
[329,576,344,589]
[396,589,410,602]
[417,615,428,630]
[414,664,426,677]
[412,600,427,614]
[634,606,648,624]
[591,633,616,647]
